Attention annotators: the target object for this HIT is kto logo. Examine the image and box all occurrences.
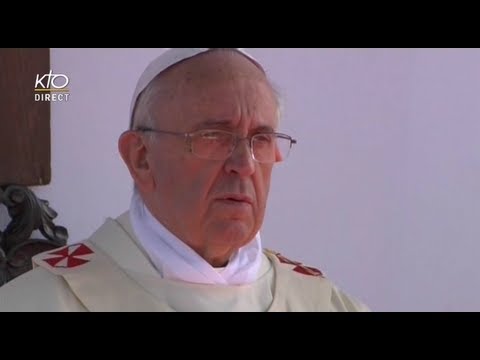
[34,70,70,102]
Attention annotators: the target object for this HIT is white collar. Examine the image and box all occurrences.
[129,191,263,285]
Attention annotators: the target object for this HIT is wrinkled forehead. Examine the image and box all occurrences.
[150,52,278,132]
[129,48,266,128]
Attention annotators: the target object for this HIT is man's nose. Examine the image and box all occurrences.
[224,139,255,177]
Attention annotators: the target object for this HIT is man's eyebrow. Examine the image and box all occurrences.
[253,125,275,133]
[195,119,233,129]
[194,119,275,133]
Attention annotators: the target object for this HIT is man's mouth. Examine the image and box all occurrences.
[218,194,253,205]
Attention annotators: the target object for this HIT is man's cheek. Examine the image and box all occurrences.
[180,180,203,206]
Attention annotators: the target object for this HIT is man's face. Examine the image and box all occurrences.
[143,51,279,265]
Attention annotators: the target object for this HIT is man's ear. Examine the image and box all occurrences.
[118,131,155,193]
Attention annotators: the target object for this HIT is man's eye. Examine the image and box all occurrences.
[202,132,222,140]
[255,134,273,143]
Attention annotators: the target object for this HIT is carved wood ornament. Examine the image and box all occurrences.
[0,185,68,285]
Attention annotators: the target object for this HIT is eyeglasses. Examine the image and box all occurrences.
[135,127,297,164]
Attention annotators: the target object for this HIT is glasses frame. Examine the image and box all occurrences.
[134,126,297,163]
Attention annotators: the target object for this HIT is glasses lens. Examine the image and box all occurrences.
[192,130,234,160]
[191,130,294,163]
[253,134,292,163]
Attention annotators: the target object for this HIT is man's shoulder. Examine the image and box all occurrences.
[263,249,325,279]
[0,263,86,311]
[23,209,151,283]
[31,241,97,276]
[263,249,370,312]
[0,212,132,312]
[330,285,370,312]
[30,211,136,275]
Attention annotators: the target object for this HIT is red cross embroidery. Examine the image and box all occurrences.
[275,253,302,265]
[43,243,94,268]
[293,265,323,277]
[274,252,323,277]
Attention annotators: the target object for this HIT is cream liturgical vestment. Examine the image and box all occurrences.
[0,212,369,312]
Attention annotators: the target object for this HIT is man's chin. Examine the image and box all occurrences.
[211,221,255,246]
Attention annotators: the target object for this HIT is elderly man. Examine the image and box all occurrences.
[0,48,369,311]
